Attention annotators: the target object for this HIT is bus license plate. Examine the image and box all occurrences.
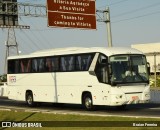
[132,96,139,100]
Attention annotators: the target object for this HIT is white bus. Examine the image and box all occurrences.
[7,47,150,110]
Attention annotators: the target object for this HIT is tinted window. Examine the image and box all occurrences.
[60,56,75,71]
[76,54,93,71]
[46,57,59,72]
[20,59,31,73]
[8,53,95,74]
[8,60,19,74]
[32,58,45,72]
[95,54,109,83]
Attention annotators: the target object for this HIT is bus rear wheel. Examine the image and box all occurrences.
[26,92,35,107]
[83,94,94,111]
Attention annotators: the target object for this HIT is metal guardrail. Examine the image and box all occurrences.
[150,89,160,103]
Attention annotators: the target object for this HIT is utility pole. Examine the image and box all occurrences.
[97,7,113,47]
[154,53,157,87]
[105,7,112,47]
[4,27,19,73]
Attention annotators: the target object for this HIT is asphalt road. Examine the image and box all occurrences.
[0,98,160,118]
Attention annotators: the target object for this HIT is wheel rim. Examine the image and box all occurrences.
[85,97,92,109]
[27,95,33,105]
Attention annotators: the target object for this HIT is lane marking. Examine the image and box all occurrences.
[149,107,160,110]
[0,108,11,111]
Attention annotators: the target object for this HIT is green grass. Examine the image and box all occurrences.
[0,110,160,130]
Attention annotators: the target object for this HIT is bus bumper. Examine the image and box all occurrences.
[109,93,150,106]
[123,99,150,105]
[109,99,150,106]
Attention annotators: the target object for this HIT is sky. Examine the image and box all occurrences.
[0,0,160,74]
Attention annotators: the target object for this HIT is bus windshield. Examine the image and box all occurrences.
[110,54,149,85]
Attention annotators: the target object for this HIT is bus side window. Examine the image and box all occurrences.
[53,57,59,71]
[39,58,45,72]
[46,58,52,72]
[68,56,75,71]
[46,57,59,72]
[60,57,66,71]
[85,55,91,70]
[76,56,82,71]
[32,58,45,73]
[20,59,31,73]
[76,54,93,71]
[32,59,38,72]
[60,56,75,71]
[8,60,19,74]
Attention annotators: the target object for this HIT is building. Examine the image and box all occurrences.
[131,43,160,74]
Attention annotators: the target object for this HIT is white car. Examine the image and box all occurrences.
[0,83,8,97]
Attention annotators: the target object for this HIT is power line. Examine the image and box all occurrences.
[21,29,41,50]
[109,0,130,6]
[112,2,160,18]
[19,17,51,49]
[112,10,160,23]
[24,17,55,48]
[16,39,31,54]
[25,21,51,49]
[97,0,130,9]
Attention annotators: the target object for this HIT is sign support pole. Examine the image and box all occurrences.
[105,7,112,47]
[154,53,157,87]
[4,28,19,74]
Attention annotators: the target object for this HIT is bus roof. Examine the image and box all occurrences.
[7,47,143,60]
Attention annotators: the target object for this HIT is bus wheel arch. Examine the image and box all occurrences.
[82,92,95,111]
[25,90,35,107]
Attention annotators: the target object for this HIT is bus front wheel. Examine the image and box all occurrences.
[83,94,94,111]
[26,92,35,107]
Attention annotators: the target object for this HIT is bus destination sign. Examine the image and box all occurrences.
[47,0,96,29]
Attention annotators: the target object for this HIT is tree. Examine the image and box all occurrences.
[0,74,7,82]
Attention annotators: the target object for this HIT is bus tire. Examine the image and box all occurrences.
[26,91,35,107]
[83,93,95,111]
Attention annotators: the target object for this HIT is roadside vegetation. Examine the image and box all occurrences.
[0,110,160,130]
[150,75,160,89]
[0,74,7,85]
